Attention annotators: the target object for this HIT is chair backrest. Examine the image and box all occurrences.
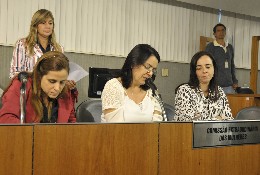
[164,103,175,121]
[235,106,260,120]
[76,99,102,122]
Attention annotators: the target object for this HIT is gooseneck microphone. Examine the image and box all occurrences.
[18,72,29,124]
[145,78,167,121]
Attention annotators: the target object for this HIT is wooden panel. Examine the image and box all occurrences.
[159,123,260,175]
[33,124,159,175]
[227,95,256,117]
[200,36,214,51]
[250,36,260,93]
[0,125,33,175]
[256,97,260,106]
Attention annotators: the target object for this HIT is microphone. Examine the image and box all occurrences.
[18,72,28,124]
[18,72,29,84]
[145,78,167,121]
[145,78,157,96]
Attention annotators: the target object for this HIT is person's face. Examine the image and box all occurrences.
[132,55,158,86]
[213,26,226,40]
[37,17,54,38]
[41,69,68,99]
[196,55,214,85]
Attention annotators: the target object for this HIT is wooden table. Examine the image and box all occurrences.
[159,122,260,174]
[0,125,33,175]
[1,123,260,175]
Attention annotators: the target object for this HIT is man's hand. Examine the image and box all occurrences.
[232,83,238,90]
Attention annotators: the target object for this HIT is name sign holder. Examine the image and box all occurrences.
[193,120,260,148]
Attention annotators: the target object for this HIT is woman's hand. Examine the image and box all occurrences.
[66,80,76,90]
[193,112,201,120]
[215,116,224,120]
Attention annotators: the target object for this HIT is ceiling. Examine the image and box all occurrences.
[176,0,260,18]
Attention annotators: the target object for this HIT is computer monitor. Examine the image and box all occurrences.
[88,67,121,98]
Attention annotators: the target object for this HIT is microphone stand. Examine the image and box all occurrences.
[146,79,167,121]
[19,74,28,124]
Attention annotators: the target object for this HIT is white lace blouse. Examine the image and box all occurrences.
[101,78,163,122]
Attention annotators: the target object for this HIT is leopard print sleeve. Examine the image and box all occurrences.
[174,84,197,121]
[174,84,234,121]
[217,87,233,120]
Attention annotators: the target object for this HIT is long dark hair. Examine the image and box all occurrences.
[120,44,160,90]
[188,51,219,101]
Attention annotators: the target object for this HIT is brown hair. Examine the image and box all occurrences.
[31,51,69,120]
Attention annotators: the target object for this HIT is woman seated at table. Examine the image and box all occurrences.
[173,51,233,121]
[0,51,77,123]
[101,44,163,122]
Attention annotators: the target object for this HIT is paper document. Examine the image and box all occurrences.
[0,88,3,96]
[68,62,89,82]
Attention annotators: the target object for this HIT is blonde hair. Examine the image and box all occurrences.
[25,9,62,55]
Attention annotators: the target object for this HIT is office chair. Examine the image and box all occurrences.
[235,106,260,120]
[164,103,175,121]
[236,87,254,94]
[76,99,102,122]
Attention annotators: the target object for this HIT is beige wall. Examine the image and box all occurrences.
[1,45,259,108]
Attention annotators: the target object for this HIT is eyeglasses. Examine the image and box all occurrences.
[143,64,157,75]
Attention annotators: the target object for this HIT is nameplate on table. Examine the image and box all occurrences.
[193,120,260,148]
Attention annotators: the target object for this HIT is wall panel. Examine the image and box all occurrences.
[0,0,260,68]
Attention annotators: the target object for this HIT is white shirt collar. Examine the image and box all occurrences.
[213,40,228,53]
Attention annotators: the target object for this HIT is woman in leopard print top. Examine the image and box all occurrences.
[174,51,233,121]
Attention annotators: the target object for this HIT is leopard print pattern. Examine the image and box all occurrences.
[173,84,233,121]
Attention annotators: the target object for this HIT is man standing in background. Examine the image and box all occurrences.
[205,23,238,94]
